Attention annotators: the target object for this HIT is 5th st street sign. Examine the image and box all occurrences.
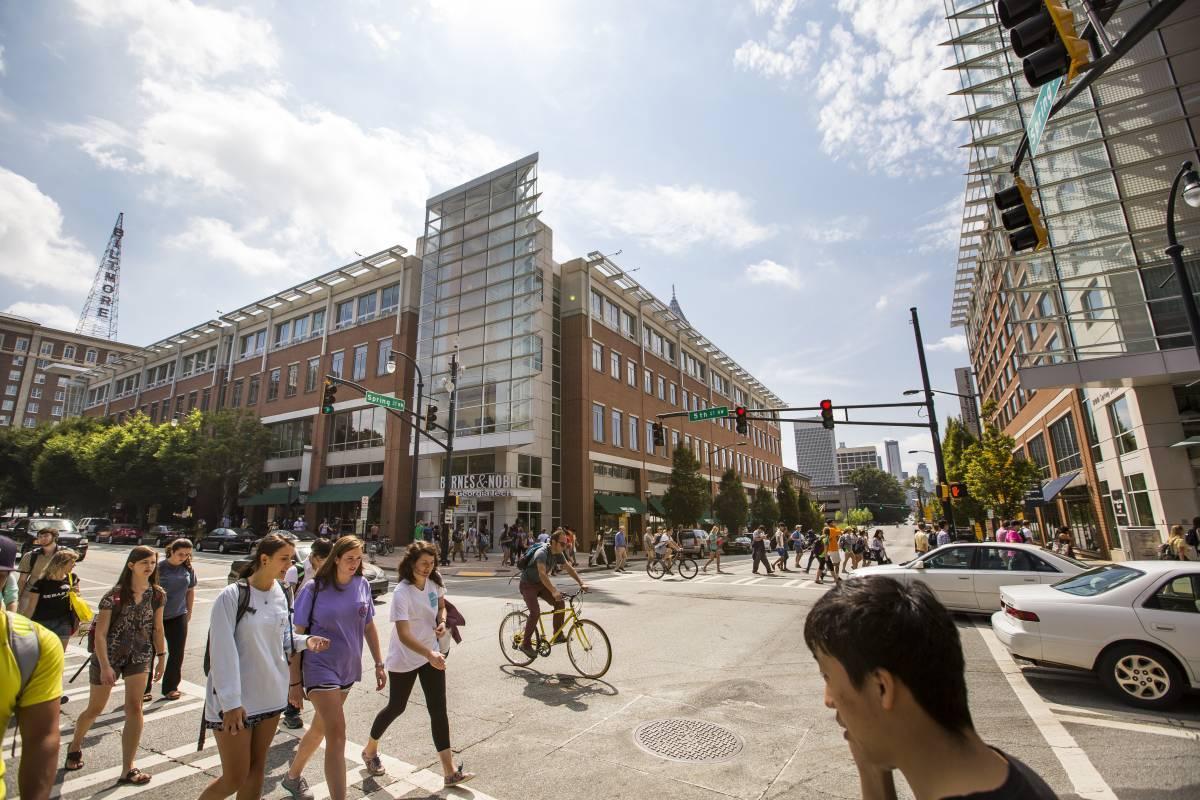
[364,391,405,412]
[688,405,729,422]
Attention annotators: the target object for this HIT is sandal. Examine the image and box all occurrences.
[362,750,386,777]
[143,692,153,703]
[163,690,182,701]
[118,768,152,785]
[444,766,475,787]
[65,751,84,771]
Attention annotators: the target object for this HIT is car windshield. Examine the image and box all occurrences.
[1044,550,1091,569]
[1053,564,1144,596]
[32,520,77,533]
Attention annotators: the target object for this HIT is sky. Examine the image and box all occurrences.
[0,0,974,477]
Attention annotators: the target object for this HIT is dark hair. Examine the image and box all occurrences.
[309,537,333,561]
[117,545,163,608]
[168,538,193,554]
[239,532,295,579]
[803,576,973,737]
[312,535,364,590]
[397,541,443,587]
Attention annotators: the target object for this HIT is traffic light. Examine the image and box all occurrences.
[948,482,969,500]
[997,0,1090,88]
[734,406,748,435]
[320,379,337,415]
[939,483,950,502]
[995,177,1048,253]
[819,399,834,430]
[425,405,438,431]
[444,492,458,509]
[652,421,665,448]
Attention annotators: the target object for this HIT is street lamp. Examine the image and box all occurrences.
[907,449,933,455]
[1164,160,1200,368]
[286,476,297,520]
[386,344,425,542]
[903,388,979,400]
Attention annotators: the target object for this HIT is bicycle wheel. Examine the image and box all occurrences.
[677,557,698,580]
[646,558,665,579]
[567,619,612,679]
[498,611,536,666]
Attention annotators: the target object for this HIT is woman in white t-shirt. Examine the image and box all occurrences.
[360,541,474,788]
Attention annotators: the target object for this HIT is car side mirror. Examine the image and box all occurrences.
[913,560,926,569]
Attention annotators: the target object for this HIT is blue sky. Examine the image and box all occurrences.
[0,0,973,476]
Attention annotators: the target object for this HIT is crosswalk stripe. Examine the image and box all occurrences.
[7,701,207,759]
[783,579,801,587]
[53,741,214,798]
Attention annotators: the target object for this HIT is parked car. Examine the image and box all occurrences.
[148,524,190,547]
[992,562,1200,710]
[677,529,709,557]
[98,525,142,545]
[78,517,113,540]
[725,535,753,555]
[849,542,1088,613]
[8,517,89,561]
[196,527,257,554]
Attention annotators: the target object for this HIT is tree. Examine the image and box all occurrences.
[750,485,779,531]
[0,424,56,513]
[713,469,748,534]
[846,467,908,523]
[846,507,874,528]
[663,445,709,527]
[194,410,273,517]
[942,417,987,523]
[776,476,801,529]
[83,414,189,525]
[33,425,110,516]
[961,425,1041,519]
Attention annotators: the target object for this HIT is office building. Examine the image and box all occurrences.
[793,419,838,486]
[954,367,982,438]
[883,439,903,481]
[916,463,932,493]
[944,0,1200,556]
[837,445,881,483]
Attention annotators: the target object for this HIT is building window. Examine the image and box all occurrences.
[285,364,299,397]
[33,374,45,384]
[629,415,639,451]
[517,500,542,534]
[305,357,320,392]
[311,309,326,336]
[591,342,603,371]
[1048,413,1082,473]
[327,406,386,451]
[292,315,310,341]
[518,454,543,489]
[336,300,354,329]
[4,385,14,396]
[53,389,65,401]
[645,420,655,454]
[6,371,18,382]
[1,400,12,411]
[63,345,76,360]
[353,344,368,381]
[377,338,392,376]
[668,383,676,406]
[268,417,314,458]
[644,369,651,394]
[380,283,400,313]
[611,410,622,447]
[610,352,620,379]
[187,391,198,410]
[85,348,99,365]
[0,415,9,427]
[682,389,689,410]
[15,337,29,352]
[201,388,211,411]
[1124,473,1154,526]
[23,417,35,428]
[357,292,378,322]
[274,320,292,348]
[1026,433,1050,479]
[1107,395,1137,455]
[267,368,281,401]
[671,430,679,452]
[621,310,635,339]
[657,376,665,400]
[240,330,267,358]
[626,360,636,387]
[231,379,244,407]
[330,350,345,378]
[26,402,39,414]
[592,403,604,442]
[247,376,260,406]
[39,342,53,356]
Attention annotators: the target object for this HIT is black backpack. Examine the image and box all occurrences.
[202,579,294,674]
[516,544,545,571]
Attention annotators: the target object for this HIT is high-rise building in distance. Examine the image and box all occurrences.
[794,419,838,486]
[884,439,903,481]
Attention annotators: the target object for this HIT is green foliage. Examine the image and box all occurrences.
[663,445,709,527]
[33,425,109,515]
[750,485,779,530]
[961,425,1042,518]
[713,468,748,534]
[194,410,273,516]
[846,507,874,528]
[846,466,908,523]
[775,476,801,529]
[0,425,48,511]
[942,417,987,522]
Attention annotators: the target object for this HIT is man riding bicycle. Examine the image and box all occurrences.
[518,529,588,658]
[654,529,681,574]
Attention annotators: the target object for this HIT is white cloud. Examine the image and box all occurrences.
[0,44,6,76]
[73,0,278,79]
[796,215,863,243]
[169,217,290,277]
[0,166,95,291]
[926,334,968,353]
[874,270,930,310]
[53,117,140,171]
[3,302,79,332]
[915,194,965,254]
[735,0,961,177]
[545,172,774,255]
[745,259,803,290]
[357,21,403,52]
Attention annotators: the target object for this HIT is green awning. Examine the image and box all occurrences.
[594,495,646,515]
[647,496,667,516]
[239,487,293,506]
[306,481,383,504]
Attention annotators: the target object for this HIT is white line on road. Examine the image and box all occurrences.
[974,621,1117,800]
[53,741,215,798]
[1054,713,1200,741]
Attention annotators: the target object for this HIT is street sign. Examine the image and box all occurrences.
[364,391,405,412]
[1024,487,1045,505]
[359,495,370,520]
[688,405,729,422]
[1026,76,1062,157]
[443,509,454,525]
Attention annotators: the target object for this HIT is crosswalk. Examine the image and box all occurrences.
[3,644,502,800]
[593,568,842,591]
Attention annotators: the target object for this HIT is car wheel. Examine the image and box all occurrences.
[218,543,226,554]
[1098,643,1185,710]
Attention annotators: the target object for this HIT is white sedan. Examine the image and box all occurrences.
[991,561,1200,710]
[849,542,1088,613]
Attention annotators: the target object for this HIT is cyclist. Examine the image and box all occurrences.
[654,529,680,574]
[518,530,587,659]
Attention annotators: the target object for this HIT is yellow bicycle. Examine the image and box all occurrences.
[499,591,612,679]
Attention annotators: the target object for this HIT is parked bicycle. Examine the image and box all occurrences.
[498,591,612,679]
[646,553,697,580]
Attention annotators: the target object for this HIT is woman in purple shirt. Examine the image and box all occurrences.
[282,536,385,800]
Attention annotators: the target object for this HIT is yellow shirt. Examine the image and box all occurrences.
[1,610,65,799]
[829,527,842,554]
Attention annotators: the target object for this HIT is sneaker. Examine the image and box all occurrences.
[281,713,303,730]
[362,750,386,777]
[519,644,538,659]
[281,774,313,800]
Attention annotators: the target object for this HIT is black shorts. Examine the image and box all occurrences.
[304,682,353,697]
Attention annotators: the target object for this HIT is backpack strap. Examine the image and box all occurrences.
[6,610,42,703]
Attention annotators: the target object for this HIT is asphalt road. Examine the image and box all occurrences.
[5,529,1198,800]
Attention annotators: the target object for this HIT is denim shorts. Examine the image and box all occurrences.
[204,707,284,731]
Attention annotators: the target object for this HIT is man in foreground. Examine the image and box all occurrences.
[1,607,64,800]
[804,577,1057,799]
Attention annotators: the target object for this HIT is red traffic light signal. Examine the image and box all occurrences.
[734,406,748,435]
[819,399,834,430]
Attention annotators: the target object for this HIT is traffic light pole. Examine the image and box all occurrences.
[910,307,956,534]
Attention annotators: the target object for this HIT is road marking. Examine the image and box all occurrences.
[975,621,1117,800]
[783,579,801,588]
[1055,713,1200,741]
[1045,702,1200,733]
[7,701,205,759]
[53,741,215,798]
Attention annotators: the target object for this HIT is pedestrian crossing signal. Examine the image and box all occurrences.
[321,379,337,414]
[652,421,665,448]
[948,482,969,500]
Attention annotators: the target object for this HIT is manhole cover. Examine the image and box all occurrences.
[632,718,743,763]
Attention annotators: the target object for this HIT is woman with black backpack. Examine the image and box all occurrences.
[198,533,330,800]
